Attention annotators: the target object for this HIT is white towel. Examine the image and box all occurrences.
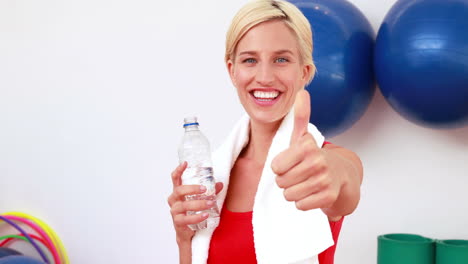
[191,108,334,264]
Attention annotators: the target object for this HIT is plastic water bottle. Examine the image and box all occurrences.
[178,117,220,230]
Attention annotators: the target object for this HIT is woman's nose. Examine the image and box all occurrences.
[255,62,275,86]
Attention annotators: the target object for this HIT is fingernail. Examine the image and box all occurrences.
[199,185,206,192]
[206,200,214,206]
[202,213,209,218]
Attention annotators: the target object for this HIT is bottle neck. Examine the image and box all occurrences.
[184,125,200,132]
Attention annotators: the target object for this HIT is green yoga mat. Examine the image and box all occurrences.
[436,239,468,264]
[378,233,435,264]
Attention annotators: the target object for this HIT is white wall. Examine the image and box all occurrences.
[1,0,467,263]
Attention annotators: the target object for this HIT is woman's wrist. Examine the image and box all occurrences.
[177,238,191,248]
[177,239,192,264]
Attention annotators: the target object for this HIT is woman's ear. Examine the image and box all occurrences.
[302,64,315,85]
[227,59,236,85]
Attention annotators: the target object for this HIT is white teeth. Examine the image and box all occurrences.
[253,90,279,99]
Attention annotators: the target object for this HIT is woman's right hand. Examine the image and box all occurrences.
[167,162,223,245]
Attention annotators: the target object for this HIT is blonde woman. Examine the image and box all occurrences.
[168,1,363,263]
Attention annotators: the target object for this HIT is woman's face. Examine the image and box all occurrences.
[227,19,313,126]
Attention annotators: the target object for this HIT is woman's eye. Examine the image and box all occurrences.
[243,58,257,64]
[275,57,289,63]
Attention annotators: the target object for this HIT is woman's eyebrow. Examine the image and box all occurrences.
[238,50,294,56]
[238,50,258,56]
[273,49,294,55]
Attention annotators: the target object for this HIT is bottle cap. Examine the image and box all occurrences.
[183,116,199,127]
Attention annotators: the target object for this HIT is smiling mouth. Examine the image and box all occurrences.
[251,90,280,101]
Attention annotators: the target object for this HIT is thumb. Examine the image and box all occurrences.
[291,89,311,145]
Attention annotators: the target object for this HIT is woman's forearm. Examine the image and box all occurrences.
[178,240,192,264]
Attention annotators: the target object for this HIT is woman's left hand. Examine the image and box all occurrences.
[271,90,345,211]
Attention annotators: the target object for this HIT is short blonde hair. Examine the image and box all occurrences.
[225,0,315,83]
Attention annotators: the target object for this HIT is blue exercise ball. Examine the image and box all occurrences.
[375,0,468,128]
[290,0,375,138]
[0,248,22,258]
[0,256,45,264]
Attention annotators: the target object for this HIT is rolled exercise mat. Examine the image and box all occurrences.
[378,233,435,264]
[436,239,468,264]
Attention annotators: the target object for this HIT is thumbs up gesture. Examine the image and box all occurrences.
[271,90,342,211]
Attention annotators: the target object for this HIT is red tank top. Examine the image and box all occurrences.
[207,206,343,264]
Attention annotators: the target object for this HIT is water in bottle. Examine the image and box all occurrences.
[178,117,220,230]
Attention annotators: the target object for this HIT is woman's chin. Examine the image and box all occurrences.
[247,110,286,126]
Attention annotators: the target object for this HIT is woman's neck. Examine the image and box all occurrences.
[241,119,282,164]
